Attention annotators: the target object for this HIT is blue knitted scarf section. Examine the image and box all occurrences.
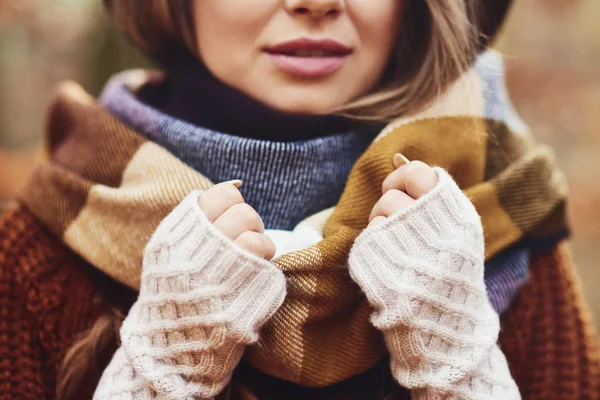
[99,52,530,315]
[100,77,374,231]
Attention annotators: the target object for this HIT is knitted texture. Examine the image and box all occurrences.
[501,241,600,399]
[349,168,519,399]
[0,207,136,400]
[1,206,598,399]
[101,69,527,313]
[94,192,286,399]
[484,246,530,313]
[17,51,576,388]
[101,78,374,231]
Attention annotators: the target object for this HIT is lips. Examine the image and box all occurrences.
[266,38,352,78]
[267,38,352,57]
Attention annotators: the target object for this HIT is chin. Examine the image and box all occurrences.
[259,92,348,116]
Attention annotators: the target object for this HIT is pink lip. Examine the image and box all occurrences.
[266,38,352,78]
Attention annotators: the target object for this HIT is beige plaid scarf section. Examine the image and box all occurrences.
[20,57,566,387]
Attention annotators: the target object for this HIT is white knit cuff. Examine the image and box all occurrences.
[349,168,501,388]
[350,167,488,305]
[142,190,285,289]
[353,167,483,256]
[108,191,286,399]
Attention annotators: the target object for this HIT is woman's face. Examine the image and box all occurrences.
[192,0,402,114]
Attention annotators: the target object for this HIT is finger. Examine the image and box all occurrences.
[368,215,388,228]
[222,180,243,188]
[382,161,438,199]
[369,189,415,222]
[235,231,276,260]
[213,203,265,240]
[392,153,410,169]
[198,182,244,222]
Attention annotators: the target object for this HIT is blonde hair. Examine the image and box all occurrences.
[58,1,494,398]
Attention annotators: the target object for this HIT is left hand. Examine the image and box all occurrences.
[368,154,439,228]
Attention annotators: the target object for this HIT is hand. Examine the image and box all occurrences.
[368,154,439,228]
[198,180,276,260]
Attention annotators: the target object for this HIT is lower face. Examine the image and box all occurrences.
[192,0,403,115]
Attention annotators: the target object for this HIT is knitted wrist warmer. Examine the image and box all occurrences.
[94,192,287,400]
[349,168,520,399]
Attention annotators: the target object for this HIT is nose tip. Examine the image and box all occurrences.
[295,7,339,18]
[286,0,344,19]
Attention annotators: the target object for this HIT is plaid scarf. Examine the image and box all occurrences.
[20,51,567,387]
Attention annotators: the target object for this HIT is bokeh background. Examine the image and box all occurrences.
[1,1,599,325]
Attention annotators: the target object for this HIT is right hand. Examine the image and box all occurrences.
[198,180,276,260]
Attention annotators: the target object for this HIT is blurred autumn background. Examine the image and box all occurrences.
[0,0,599,325]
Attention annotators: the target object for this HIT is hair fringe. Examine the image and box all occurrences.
[337,0,480,120]
[102,0,196,63]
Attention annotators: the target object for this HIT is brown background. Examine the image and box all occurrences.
[1,0,599,325]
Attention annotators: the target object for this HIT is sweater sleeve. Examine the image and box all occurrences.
[93,191,287,400]
[348,168,520,399]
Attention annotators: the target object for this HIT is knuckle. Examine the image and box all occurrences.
[406,161,437,194]
[404,162,428,181]
[197,190,212,208]
[381,189,401,205]
[234,204,262,228]
[403,173,420,190]
[403,161,422,178]
[240,232,274,259]
[381,176,394,194]
[373,190,400,217]
[243,232,263,252]
[220,184,244,205]
[405,160,429,175]
[262,236,276,259]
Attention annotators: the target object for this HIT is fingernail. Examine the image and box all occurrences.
[222,179,243,188]
[392,153,410,169]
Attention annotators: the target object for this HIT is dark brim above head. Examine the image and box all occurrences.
[478,0,514,47]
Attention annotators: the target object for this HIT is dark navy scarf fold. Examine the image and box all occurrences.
[100,71,376,231]
[99,55,529,315]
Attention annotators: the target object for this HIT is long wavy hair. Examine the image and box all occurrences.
[57,1,502,398]
[100,0,493,119]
